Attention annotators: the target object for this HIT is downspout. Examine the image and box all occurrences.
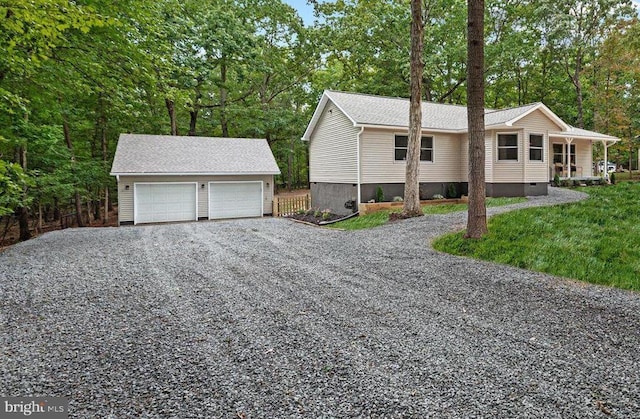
[602,140,609,182]
[356,126,364,211]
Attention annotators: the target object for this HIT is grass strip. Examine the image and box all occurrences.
[432,183,640,291]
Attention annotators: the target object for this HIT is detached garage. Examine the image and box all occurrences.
[110,134,280,225]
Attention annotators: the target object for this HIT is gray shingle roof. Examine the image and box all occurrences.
[303,90,619,142]
[324,90,469,130]
[110,134,281,175]
[556,126,619,141]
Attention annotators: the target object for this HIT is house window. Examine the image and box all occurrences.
[529,134,544,161]
[553,143,575,165]
[497,133,518,161]
[394,135,433,162]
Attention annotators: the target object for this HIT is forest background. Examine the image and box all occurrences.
[1,0,639,238]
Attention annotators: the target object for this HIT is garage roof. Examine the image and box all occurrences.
[110,134,281,176]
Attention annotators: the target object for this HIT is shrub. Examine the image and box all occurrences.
[296,208,306,215]
[313,208,321,218]
[553,174,560,187]
[447,183,457,198]
[610,172,616,185]
[432,194,445,200]
[375,185,385,202]
[321,209,332,220]
[392,196,403,202]
[585,179,594,186]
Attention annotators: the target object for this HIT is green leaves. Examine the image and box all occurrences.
[0,160,32,216]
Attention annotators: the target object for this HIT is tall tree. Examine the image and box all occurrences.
[536,0,634,128]
[465,0,488,239]
[402,0,425,217]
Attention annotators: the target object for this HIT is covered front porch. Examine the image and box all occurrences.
[548,131,619,181]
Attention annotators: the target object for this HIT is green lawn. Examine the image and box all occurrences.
[432,182,640,291]
[329,197,526,230]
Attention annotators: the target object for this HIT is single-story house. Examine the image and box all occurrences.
[302,90,619,214]
[110,134,280,225]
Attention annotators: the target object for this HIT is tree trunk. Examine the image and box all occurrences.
[100,112,109,224]
[220,58,229,137]
[16,143,31,241]
[62,114,86,227]
[465,0,488,239]
[53,197,60,221]
[568,51,584,129]
[189,85,202,136]
[288,136,294,192]
[188,109,198,136]
[402,0,424,217]
[165,98,179,135]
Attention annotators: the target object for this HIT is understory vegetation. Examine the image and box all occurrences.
[330,197,526,230]
[433,183,640,291]
[1,0,639,243]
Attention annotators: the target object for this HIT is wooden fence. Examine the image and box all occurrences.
[273,193,311,217]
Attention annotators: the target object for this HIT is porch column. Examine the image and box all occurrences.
[565,137,574,179]
[601,139,614,181]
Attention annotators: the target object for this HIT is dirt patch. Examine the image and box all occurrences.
[286,211,343,225]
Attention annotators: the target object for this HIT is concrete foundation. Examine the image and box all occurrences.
[310,183,358,215]
[312,181,547,214]
[485,182,548,197]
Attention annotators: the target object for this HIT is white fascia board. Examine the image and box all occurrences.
[548,133,620,142]
[302,91,360,141]
[354,123,466,134]
[111,171,281,176]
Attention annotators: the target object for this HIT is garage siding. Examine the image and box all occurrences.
[116,175,274,224]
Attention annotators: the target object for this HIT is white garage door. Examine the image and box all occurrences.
[209,182,263,219]
[134,183,197,224]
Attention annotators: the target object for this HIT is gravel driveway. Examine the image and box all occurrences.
[2,188,639,417]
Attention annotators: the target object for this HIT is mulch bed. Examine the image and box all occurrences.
[286,212,343,225]
[388,211,423,222]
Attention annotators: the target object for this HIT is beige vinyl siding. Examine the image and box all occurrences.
[460,134,469,182]
[513,109,563,182]
[360,128,462,183]
[460,133,494,182]
[491,129,525,183]
[484,132,495,183]
[575,141,593,177]
[116,174,274,223]
[308,101,359,183]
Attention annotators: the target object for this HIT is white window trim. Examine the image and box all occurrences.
[552,142,576,165]
[496,132,520,162]
[528,133,545,162]
[393,133,435,163]
[208,181,264,220]
[133,182,198,225]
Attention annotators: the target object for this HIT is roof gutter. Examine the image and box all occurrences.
[548,133,620,142]
[354,123,467,134]
[109,171,282,177]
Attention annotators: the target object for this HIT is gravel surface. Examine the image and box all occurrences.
[2,187,639,418]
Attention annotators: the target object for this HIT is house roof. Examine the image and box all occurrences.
[550,126,619,141]
[302,90,618,142]
[110,134,281,176]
